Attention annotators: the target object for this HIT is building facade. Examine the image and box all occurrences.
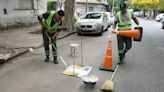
[0,0,48,30]
[75,0,109,16]
[0,0,108,30]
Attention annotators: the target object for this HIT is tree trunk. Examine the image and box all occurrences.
[63,0,75,32]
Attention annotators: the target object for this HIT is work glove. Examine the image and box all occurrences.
[111,30,119,35]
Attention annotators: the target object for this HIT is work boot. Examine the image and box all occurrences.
[45,58,49,62]
[53,57,58,64]
[45,56,49,62]
[118,53,125,65]
[118,60,123,65]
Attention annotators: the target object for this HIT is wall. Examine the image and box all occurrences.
[0,0,47,30]
[75,3,107,16]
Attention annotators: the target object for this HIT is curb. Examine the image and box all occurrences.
[57,32,76,40]
[0,31,76,63]
[0,49,29,64]
[6,49,29,61]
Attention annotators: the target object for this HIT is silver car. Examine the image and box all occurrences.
[75,12,109,36]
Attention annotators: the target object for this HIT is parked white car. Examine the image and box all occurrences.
[75,12,109,35]
[155,13,164,22]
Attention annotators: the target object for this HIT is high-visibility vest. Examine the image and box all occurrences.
[43,11,59,33]
[117,10,132,30]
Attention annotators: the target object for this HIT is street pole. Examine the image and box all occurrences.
[60,0,61,9]
[111,0,115,16]
[86,0,88,13]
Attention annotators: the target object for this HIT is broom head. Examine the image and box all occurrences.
[101,80,114,92]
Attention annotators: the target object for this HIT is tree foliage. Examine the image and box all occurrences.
[131,0,164,11]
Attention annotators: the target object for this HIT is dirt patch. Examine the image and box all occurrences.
[0,46,25,54]
[0,46,28,63]
[0,46,15,54]
[0,22,39,31]
[29,29,42,34]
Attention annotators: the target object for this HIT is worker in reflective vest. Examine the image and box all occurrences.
[112,2,139,64]
[38,10,64,64]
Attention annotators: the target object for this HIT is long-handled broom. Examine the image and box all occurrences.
[101,64,119,92]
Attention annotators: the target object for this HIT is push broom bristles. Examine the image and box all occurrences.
[101,65,119,92]
[101,80,114,92]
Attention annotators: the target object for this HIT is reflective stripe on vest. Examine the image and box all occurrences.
[43,11,59,33]
[117,10,132,30]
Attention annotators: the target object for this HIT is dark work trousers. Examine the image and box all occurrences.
[117,35,132,58]
[42,27,57,59]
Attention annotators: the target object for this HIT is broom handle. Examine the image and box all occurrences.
[110,65,119,81]
[81,41,84,66]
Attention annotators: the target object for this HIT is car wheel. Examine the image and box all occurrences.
[105,27,108,31]
[162,25,164,29]
[108,25,111,28]
[77,32,82,35]
[98,27,103,36]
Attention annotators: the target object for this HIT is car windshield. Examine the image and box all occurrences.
[84,13,102,19]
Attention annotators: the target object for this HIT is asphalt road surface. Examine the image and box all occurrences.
[0,18,164,92]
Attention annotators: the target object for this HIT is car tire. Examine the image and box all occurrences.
[108,25,111,28]
[105,27,108,31]
[77,32,82,35]
[98,27,103,36]
[162,25,164,29]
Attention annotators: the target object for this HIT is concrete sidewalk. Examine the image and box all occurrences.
[0,25,76,63]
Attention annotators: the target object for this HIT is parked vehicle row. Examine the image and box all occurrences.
[161,17,164,29]
[134,11,143,17]
[155,13,164,29]
[155,13,164,22]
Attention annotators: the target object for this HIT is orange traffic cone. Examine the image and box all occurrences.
[100,39,114,72]
[133,27,143,42]
[118,29,141,39]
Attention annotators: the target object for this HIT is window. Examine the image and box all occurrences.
[101,7,104,11]
[85,13,102,19]
[18,0,34,9]
[89,7,94,12]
